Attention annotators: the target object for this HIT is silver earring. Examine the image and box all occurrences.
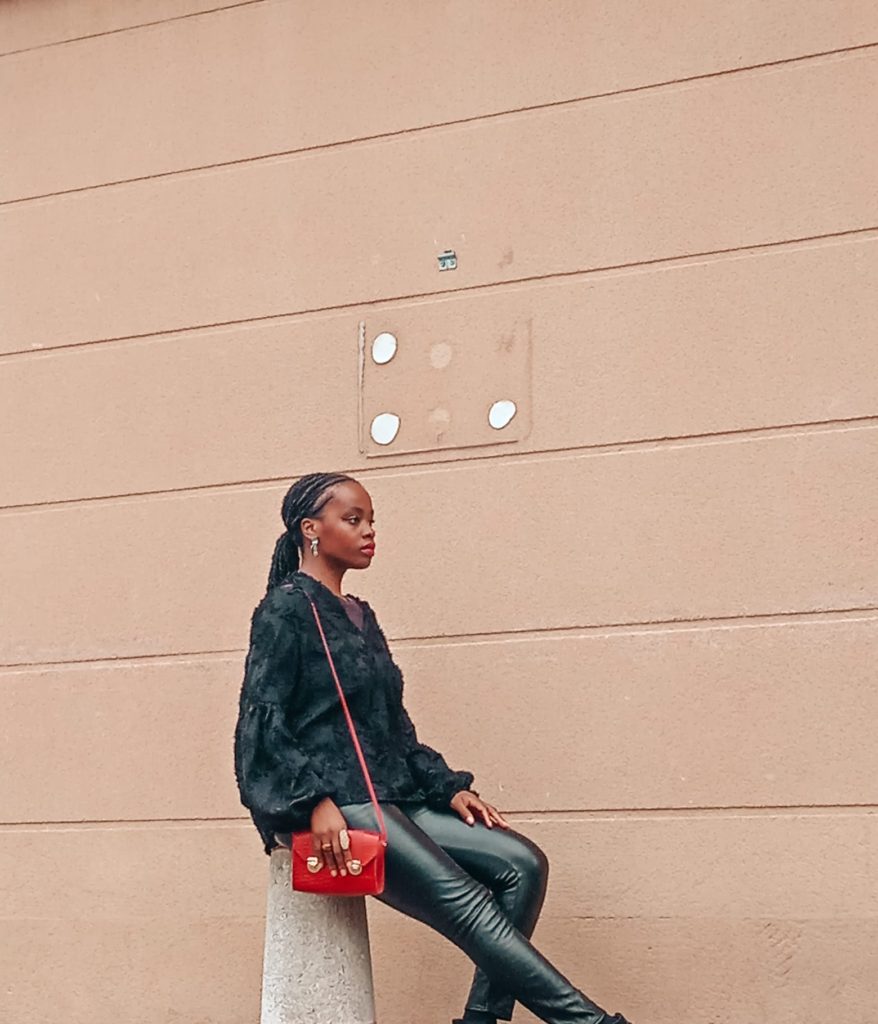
[310,537,319,556]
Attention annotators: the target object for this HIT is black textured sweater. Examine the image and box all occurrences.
[233,569,477,855]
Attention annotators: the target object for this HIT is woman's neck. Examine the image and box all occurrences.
[298,561,346,598]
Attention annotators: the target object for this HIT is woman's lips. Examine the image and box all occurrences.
[360,546,375,554]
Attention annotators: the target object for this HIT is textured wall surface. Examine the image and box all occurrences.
[1,2,876,1022]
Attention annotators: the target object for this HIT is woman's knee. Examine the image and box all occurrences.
[507,831,550,886]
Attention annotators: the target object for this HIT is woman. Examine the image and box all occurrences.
[233,471,634,1024]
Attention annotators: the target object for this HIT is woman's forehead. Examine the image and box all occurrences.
[328,482,372,511]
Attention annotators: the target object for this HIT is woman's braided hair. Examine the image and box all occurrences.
[266,471,356,593]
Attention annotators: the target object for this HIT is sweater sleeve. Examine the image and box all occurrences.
[399,698,478,809]
[233,591,334,830]
[362,597,478,808]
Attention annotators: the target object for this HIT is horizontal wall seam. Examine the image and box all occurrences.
[2,804,876,831]
[1,224,876,362]
[0,0,266,59]
[1,416,876,515]
[2,608,876,672]
[1,40,875,205]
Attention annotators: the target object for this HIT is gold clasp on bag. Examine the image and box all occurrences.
[306,856,322,873]
[348,859,362,876]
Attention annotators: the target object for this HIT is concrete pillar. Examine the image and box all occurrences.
[260,846,377,1024]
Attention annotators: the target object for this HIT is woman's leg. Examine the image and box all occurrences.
[402,802,549,1022]
[328,801,619,1024]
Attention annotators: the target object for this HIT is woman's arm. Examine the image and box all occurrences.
[370,604,511,828]
[398,696,478,808]
[399,688,509,829]
[365,599,478,806]
[357,598,509,829]
[233,589,335,828]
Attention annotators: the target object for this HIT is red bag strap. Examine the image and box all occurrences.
[300,590,387,843]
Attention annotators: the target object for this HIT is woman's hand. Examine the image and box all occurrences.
[450,790,510,829]
[310,796,356,877]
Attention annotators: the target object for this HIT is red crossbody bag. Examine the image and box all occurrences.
[290,590,387,895]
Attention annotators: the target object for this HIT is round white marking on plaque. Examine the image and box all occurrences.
[430,341,453,369]
[371,332,398,364]
[370,412,400,445]
[488,399,517,429]
[428,407,451,431]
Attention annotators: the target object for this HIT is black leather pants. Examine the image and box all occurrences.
[277,800,616,1024]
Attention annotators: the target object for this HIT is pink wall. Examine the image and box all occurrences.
[1,3,877,1022]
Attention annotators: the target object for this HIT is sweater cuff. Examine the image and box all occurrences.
[426,769,476,809]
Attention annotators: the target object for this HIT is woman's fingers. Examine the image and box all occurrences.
[487,803,511,828]
[464,795,494,828]
[313,832,341,875]
[329,833,347,877]
[309,826,355,875]
[338,827,355,872]
[310,832,326,869]
[464,795,493,828]
[322,838,336,872]
[451,791,513,830]
[453,790,511,830]
[451,791,475,824]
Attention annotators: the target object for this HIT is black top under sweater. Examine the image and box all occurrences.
[233,569,477,855]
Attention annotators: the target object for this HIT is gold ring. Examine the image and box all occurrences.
[338,828,350,850]
[306,856,322,873]
[321,842,332,849]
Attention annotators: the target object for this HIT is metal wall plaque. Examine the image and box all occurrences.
[357,315,532,456]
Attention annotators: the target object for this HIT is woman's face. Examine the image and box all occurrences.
[302,480,376,568]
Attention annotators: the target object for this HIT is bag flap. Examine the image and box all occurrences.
[291,832,384,867]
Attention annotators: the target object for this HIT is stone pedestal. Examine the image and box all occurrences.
[260,846,377,1024]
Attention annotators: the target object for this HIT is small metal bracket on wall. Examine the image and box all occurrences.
[437,249,457,270]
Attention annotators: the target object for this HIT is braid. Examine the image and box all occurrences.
[266,471,356,593]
